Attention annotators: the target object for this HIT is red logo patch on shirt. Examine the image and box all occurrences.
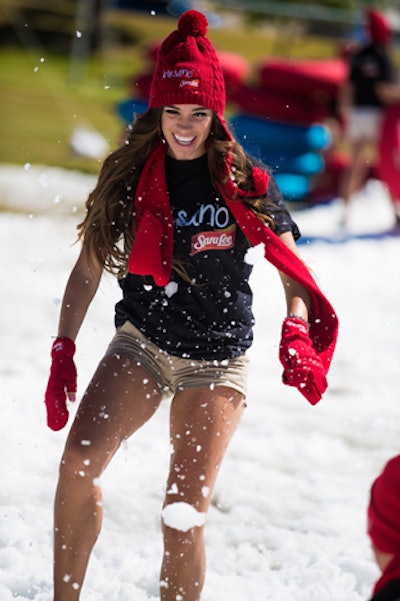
[190,224,236,256]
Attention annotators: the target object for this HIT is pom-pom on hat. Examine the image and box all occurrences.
[148,10,227,119]
[368,455,400,553]
[366,8,392,46]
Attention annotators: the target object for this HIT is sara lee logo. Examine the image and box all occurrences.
[190,225,236,256]
[180,78,200,88]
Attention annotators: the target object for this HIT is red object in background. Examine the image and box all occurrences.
[216,50,251,93]
[378,104,400,202]
[227,56,348,126]
[128,71,153,99]
[229,84,329,125]
[258,57,348,98]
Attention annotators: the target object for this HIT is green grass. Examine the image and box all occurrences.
[0,47,135,173]
[0,12,340,175]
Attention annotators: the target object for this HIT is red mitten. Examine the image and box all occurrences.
[279,316,327,405]
[44,337,77,431]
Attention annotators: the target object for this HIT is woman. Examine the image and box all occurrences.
[340,8,400,227]
[45,10,338,600]
[368,455,400,600]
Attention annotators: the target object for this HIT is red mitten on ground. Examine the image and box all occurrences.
[279,316,327,405]
[45,337,77,431]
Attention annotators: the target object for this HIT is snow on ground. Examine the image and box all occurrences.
[1,164,400,600]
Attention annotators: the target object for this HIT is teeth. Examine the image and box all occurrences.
[174,134,194,145]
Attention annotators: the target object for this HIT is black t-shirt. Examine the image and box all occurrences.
[350,42,393,108]
[370,580,400,601]
[115,153,300,360]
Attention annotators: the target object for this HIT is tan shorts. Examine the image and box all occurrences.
[347,107,384,143]
[105,321,249,401]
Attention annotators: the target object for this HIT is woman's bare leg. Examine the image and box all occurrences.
[160,386,245,601]
[54,354,162,601]
[341,138,373,225]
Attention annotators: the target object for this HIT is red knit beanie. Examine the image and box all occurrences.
[366,8,392,45]
[368,455,400,553]
[148,10,227,120]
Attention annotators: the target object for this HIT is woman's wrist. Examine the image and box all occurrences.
[286,313,309,326]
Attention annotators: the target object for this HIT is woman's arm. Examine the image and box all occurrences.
[375,81,400,105]
[57,243,103,341]
[44,244,103,430]
[338,80,354,123]
[278,231,311,321]
[276,231,328,404]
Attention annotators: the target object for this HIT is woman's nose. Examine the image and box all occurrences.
[177,115,192,129]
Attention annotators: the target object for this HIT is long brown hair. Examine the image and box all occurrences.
[78,108,276,277]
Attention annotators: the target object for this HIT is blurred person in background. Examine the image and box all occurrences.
[340,7,400,227]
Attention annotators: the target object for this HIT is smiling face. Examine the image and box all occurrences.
[161,104,213,160]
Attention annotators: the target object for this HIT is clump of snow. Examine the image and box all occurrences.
[244,242,265,265]
[161,502,207,532]
[69,127,109,160]
[165,281,178,298]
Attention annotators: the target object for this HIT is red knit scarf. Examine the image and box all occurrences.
[128,141,338,378]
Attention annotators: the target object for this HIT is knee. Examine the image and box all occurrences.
[161,502,206,550]
[58,439,101,486]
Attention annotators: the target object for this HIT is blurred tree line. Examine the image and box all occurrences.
[0,0,103,53]
[0,0,394,55]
